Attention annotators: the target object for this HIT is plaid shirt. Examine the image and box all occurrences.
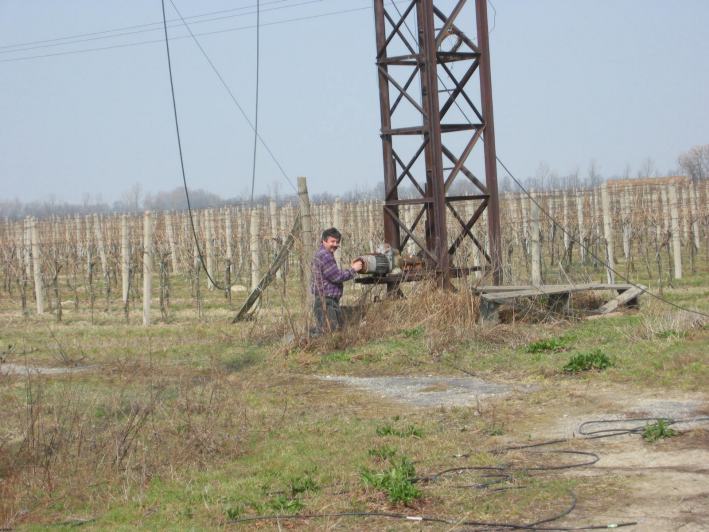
[311,244,355,300]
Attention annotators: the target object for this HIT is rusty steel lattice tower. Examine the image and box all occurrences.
[373,0,502,285]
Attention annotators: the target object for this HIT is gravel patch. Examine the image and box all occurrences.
[0,363,95,376]
[318,375,531,408]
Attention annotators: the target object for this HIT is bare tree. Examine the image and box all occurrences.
[637,157,656,179]
[678,144,709,182]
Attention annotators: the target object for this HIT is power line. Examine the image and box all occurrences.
[250,0,261,204]
[160,0,229,292]
[0,3,377,64]
[166,0,296,193]
[0,0,314,54]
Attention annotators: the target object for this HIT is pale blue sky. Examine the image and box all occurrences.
[1,0,707,203]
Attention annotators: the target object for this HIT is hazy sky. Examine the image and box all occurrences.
[1,0,707,203]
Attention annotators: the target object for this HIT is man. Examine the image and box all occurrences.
[311,227,363,334]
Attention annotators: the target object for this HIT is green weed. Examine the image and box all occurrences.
[655,330,683,340]
[360,455,421,504]
[225,506,243,520]
[563,349,613,373]
[288,471,319,496]
[642,419,677,442]
[267,495,304,513]
[485,425,505,436]
[402,326,424,338]
[368,445,398,460]
[525,335,572,353]
[376,424,423,438]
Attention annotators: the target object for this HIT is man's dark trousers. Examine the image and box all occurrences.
[313,296,343,334]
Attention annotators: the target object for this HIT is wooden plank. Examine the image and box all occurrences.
[480,284,640,303]
[596,286,645,314]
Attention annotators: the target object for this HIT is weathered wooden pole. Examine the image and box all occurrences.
[297,177,313,304]
[165,211,179,274]
[530,195,542,286]
[23,218,32,293]
[562,190,571,262]
[142,211,152,326]
[93,213,108,279]
[250,208,261,291]
[333,198,343,266]
[205,210,216,290]
[668,184,683,279]
[575,189,586,264]
[600,182,616,284]
[121,214,130,304]
[690,183,701,252]
[30,217,45,314]
[621,189,632,261]
[224,207,234,276]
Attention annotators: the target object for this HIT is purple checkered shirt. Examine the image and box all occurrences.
[311,244,356,300]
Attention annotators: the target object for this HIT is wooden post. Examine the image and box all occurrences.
[30,217,45,314]
[690,183,701,252]
[250,208,261,291]
[576,189,586,263]
[297,177,313,304]
[680,187,689,242]
[143,211,152,326]
[23,218,32,291]
[165,211,179,274]
[368,200,377,252]
[562,190,570,261]
[205,209,215,290]
[333,198,343,266]
[668,184,682,279]
[280,204,289,277]
[121,214,130,304]
[530,195,542,286]
[621,189,631,260]
[600,182,616,284]
[93,213,108,278]
[225,207,234,276]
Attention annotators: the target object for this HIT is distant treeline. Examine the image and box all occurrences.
[3,141,707,220]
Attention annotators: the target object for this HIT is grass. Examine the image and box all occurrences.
[0,267,707,528]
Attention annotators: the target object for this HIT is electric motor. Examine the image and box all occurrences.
[357,253,391,275]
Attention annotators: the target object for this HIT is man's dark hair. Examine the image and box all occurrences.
[321,227,342,242]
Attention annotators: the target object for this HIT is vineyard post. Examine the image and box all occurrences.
[165,211,179,274]
[30,217,45,314]
[668,184,683,279]
[143,211,152,326]
[250,208,261,291]
[600,182,616,284]
[205,209,215,290]
[297,176,312,310]
[121,214,130,304]
[530,194,542,286]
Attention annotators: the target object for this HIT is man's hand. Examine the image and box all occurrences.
[351,259,364,273]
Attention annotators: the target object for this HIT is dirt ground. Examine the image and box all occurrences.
[324,375,709,531]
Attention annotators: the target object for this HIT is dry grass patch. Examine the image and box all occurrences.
[0,360,251,528]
